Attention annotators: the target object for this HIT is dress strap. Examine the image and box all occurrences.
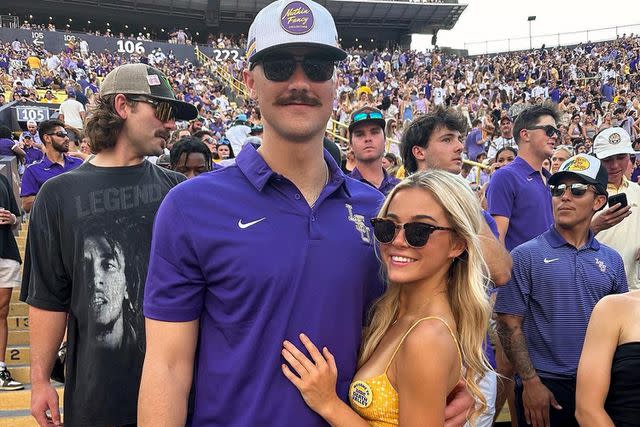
[384,316,462,373]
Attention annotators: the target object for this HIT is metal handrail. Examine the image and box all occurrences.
[195,47,249,98]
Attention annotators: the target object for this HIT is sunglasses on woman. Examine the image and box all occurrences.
[251,56,336,82]
[549,183,594,197]
[127,96,175,122]
[527,125,561,139]
[370,218,453,248]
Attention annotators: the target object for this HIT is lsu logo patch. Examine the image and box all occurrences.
[609,132,622,145]
[350,381,373,408]
[346,204,371,244]
[564,156,590,172]
[146,74,161,86]
[280,1,314,35]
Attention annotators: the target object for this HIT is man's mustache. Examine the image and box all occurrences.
[274,91,322,107]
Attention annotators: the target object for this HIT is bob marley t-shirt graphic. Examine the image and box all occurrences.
[26,161,184,427]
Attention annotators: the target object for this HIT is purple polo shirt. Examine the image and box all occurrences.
[144,145,385,427]
[20,155,83,197]
[349,167,401,196]
[495,227,627,376]
[24,146,44,166]
[465,128,484,161]
[487,156,553,251]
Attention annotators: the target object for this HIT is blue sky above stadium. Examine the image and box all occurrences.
[412,0,640,54]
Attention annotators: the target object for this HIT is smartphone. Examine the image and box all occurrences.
[608,193,628,210]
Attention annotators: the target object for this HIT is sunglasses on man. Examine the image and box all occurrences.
[250,56,336,82]
[549,183,595,198]
[527,125,561,139]
[127,96,175,122]
[352,111,384,123]
[46,131,69,138]
[370,217,453,248]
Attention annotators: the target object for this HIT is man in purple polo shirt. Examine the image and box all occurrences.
[465,119,485,161]
[487,105,559,251]
[139,2,472,426]
[19,132,44,166]
[496,154,627,427]
[20,119,82,212]
[348,106,400,195]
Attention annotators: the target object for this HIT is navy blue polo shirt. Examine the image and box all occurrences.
[144,145,385,427]
[20,155,83,197]
[487,156,553,251]
[495,226,628,377]
[349,166,400,196]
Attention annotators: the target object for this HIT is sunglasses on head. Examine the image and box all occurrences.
[370,217,453,248]
[251,56,336,82]
[46,131,68,138]
[352,111,384,123]
[549,183,594,197]
[127,96,175,122]
[527,125,561,139]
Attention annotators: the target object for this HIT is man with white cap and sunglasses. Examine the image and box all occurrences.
[140,1,473,426]
[591,127,640,289]
[497,153,627,427]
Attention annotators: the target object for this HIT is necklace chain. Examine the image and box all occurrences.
[391,290,447,326]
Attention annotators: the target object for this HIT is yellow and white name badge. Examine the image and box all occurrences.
[350,380,373,408]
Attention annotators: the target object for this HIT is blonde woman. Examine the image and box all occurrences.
[281,170,492,426]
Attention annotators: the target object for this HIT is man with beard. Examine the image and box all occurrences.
[24,63,194,427]
[20,120,82,212]
[348,106,399,195]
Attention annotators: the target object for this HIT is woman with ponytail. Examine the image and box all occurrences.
[281,170,493,426]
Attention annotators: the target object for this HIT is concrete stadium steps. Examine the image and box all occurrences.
[0,386,64,426]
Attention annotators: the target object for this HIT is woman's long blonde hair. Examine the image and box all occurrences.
[359,170,493,422]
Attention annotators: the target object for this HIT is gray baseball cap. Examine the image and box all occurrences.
[101,63,197,121]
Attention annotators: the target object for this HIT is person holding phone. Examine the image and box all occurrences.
[591,127,640,290]
[496,154,628,427]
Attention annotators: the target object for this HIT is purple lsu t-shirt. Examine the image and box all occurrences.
[487,156,553,251]
[144,145,385,427]
[20,155,83,197]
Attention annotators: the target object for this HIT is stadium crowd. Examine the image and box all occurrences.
[0,1,640,426]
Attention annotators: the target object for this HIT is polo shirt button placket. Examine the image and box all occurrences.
[294,193,301,200]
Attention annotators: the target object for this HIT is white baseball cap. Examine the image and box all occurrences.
[593,127,639,159]
[246,0,346,63]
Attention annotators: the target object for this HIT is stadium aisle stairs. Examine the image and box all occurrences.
[1,223,63,427]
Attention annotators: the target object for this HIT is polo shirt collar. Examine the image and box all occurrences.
[41,155,61,170]
[545,225,600,250]
[513,155,551,178]
[350,166,395,189]
[607,176,629,192]
[236,144,351,197]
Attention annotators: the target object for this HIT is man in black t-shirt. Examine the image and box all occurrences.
[25,63,197,427]
[0,174,22,391]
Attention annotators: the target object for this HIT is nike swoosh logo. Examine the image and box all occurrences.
[527,177,534,181]
[238,217,266,229]
[544,258,559,264]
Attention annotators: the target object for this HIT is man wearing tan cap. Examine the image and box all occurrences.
[591,127,640,289]
[26,63,195,427]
